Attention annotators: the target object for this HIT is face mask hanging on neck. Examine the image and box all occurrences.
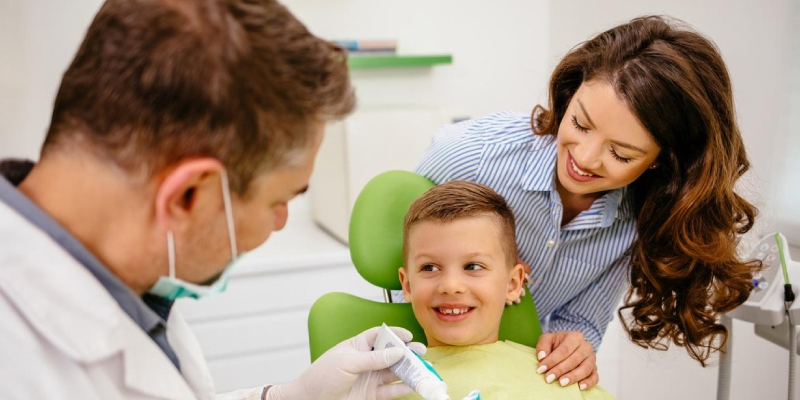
[148,170,244,301]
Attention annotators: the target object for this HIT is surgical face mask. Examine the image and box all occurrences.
[148,170,244,301]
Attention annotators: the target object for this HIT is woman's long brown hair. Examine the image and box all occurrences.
[532,16,759,365]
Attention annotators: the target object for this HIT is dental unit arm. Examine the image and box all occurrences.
[718,232,800,400]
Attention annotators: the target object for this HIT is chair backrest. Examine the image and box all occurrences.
[308,171,541,361]
[349,171,435,290]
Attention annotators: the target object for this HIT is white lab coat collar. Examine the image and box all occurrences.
[0,201,201,399]
[168,310,217,400]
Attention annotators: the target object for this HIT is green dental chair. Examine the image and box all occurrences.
[307,171,542,361]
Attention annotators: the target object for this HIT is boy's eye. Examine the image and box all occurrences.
[464,263,484,271]
[420,264,440,272]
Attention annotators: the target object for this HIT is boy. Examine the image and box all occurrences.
[397,181,614,399]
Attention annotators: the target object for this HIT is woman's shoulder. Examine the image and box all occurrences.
[470,111,540,144]
[432,111,543,145]
[418,111,553,184]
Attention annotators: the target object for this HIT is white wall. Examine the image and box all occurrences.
[775,0,800,242]
[0,0,105,159]
[0,0,552,158]
[548,1,798,399]
[281,0,550,121]
[1,0,798,399]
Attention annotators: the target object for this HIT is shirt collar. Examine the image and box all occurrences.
[520,135,558,192]
[602,186,633,224]
[0,161,167,334]
[615,187,634,221]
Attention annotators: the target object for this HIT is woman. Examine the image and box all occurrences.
[409,15,758,391]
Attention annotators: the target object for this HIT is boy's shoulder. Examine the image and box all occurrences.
[501,339,538,355]
[420,341,616,400]
[423,341,537,368]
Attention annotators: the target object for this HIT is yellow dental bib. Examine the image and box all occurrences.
[396,341,615,400]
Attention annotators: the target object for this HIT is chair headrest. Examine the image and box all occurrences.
[349,171,435,290]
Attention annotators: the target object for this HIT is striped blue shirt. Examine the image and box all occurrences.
[399,111,637,351]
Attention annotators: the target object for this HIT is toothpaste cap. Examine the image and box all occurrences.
[418,379,449,400]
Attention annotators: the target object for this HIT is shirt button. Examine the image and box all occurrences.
[546,239,555,248]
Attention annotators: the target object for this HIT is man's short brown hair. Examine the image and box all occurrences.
[42,0,354,194]
[403,181,519,266]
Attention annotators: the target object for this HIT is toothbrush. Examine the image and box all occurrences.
[462,390,481,400]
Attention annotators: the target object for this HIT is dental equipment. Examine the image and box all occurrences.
[718,232,799,400]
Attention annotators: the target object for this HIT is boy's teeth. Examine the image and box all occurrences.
[439,307,469,315]
[571,159,596,177]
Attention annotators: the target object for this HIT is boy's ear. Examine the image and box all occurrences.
[506,263,525,303]
[398,267,413,302]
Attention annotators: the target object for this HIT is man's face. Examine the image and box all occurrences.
[399,216,523,347]
[231,133,323,254]
[180,130,323,285]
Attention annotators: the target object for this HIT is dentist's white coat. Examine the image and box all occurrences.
[0,201,262,400]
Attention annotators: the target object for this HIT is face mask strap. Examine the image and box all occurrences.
[167,230,176,279]
[219,169,239,260]
[152,172,239,300]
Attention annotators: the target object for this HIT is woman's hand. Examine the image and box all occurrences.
[535,331,598,391]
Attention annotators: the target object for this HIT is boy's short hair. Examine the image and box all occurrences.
[43,0,354,195]
[403,180,519,266]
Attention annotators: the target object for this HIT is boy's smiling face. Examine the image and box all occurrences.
[399,215,525,347]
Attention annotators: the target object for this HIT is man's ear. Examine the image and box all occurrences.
[506,263,525,303]
[398,267,413,303]
[154,158,225,231]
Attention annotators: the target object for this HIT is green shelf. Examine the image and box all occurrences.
[347,54,452,69]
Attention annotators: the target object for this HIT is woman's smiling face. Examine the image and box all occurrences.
[555,80,661,196]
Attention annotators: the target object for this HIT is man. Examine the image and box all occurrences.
[0,0,420,399]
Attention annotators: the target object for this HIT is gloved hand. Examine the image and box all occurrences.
[267,326,426,400]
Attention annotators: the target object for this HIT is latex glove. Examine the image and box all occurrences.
[535,331,598,391]
[267,326,426,400]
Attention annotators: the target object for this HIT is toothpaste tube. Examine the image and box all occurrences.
[374,324,450,400]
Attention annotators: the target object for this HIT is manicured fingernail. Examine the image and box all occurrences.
[560,377,570,387]
[536,365,547,374]
[546,374,556,384]
[580,384,588,391]
[538,351,546,360]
